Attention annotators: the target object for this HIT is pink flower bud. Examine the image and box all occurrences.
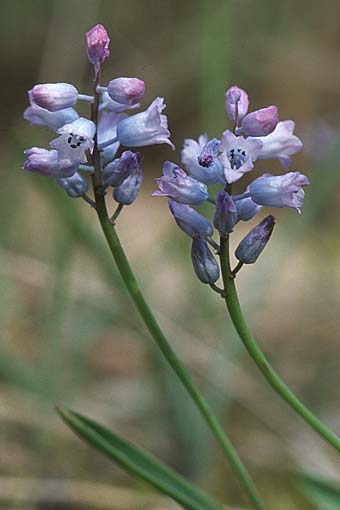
[225,85,249,122]
[241,105,279,136]
[30,83,78,112]
[107,77,145,106]
[86,24,110,68]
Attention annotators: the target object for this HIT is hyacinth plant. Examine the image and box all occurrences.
[22,24,340,510]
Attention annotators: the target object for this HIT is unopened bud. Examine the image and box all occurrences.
[86,24,110,69]
[225,85,249,122]
[241,106,279,137]
[191,237,220,284]
[235,215,275,264]
[30,83,78,112]
[107,77,145,107]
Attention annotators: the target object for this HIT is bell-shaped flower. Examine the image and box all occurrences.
[103,151,137,187]
[56,172,89,197]
[248,120,303,168]
[181,135,224,184]
[116,97,175,149]
[86,24,110,72]
[235,215,275,264]
[22,148,79,178]
[241,106,279,137]
[248,172,309,213]
[50,117,96,165]
[218,130,263,183]
[113,153,142,205]
[98,110,126,165]
[30,83,78,112]
[236,191,262,221]
[24,91,79,131]
[153,162,208,205]
[213,190,238,235]
[168,200,213,238]
[100,91,141,113]
[191,237,220,284]
[107,77,145,106]
[225,85,249,122]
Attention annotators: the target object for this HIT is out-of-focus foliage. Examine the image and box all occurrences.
[1,0,340,508]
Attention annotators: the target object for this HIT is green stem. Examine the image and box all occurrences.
[219,235,340,453]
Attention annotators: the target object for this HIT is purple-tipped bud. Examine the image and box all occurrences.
[30,83,78,112]
[248,172,309,214]
[113,152,142,205]
[107,78,145,107]
[169,200,214,238]
[153,162,208,205]
[116,97,174,149]
[213,191,238,235]
[235,215,275,264]
[225,85,249,122]
[103,150,137,187]
[56,172,89,198]
[241,106,279,137]
[236,196,262,221]
[191,237,220,284]
[22,147,79,178]
[86,24,110,70]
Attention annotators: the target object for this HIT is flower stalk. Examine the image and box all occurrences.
[219,234,340,453]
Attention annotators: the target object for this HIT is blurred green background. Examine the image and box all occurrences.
[1,0,340,508]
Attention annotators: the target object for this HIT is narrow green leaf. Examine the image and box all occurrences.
[57,406,222,510]
[297,473,340,509]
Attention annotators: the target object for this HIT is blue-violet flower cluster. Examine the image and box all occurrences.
[153,85,309,284]
[22,24,174,204]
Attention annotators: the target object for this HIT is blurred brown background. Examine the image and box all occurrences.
[1,0,340,508]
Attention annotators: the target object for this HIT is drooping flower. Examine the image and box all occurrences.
[225,85,249,122]
[235,215,275,264]
[103,150,138,187]
[213,190,238,235]
[22,148,78,178]
[181,134,224,184]
[218,130,263,183]
[248,120,303,169]
[191,237,220,284]
[98,110,126,165]
[113,153,142,205]
[24,92,79,130]
[107,77,145,106]
[50,117,96,165]
[168,200,214,238]
[86,24,110,72]
[235,193,262,222]
[116,97,175,149]
[56,172,89,197]
[30,83,79,112]
[153,162,208,205]
[100,91,141,113]
[241,105,279,137]
[248,172,309,213]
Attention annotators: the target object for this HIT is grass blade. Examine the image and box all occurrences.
[57,406,222,510]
